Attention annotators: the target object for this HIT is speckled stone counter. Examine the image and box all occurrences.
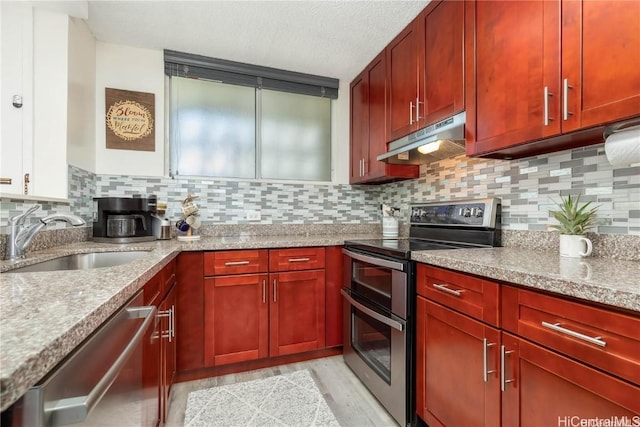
[0,234,376,412]
[412,248,640,313]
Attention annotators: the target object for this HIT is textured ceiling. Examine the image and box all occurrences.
[86,1,430,84]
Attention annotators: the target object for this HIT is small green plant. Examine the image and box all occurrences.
[549,194,599,235]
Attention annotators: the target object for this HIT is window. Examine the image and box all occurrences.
[166,50,337,182]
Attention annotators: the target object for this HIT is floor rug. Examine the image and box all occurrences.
[184,369,341,427]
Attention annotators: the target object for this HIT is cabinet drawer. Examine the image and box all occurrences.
[144,271,163,306]
[502,286,640,385]
[204,250,268,276]
[164,259,176,288]
[269,247,325,272]
[417,264,499,326]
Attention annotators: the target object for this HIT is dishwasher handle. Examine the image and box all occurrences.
[45,305,157,426]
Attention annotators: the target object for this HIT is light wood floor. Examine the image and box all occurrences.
[165,355,399,427]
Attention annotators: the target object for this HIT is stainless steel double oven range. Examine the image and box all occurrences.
[342,198,501,427]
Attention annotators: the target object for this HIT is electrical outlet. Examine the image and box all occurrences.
[246,210,261,221]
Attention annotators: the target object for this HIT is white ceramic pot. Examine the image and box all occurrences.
[382,216,399,238]
[559,234,593,258]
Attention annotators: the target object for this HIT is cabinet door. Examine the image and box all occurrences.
[467,0,561,155]
[365,53,388,180]
[420,0,465,127]
[386,22,421,141]
[270,270,325,357]
[416,297,500,427]
[269,247,325,272]
[160,284,176,423]
[176,252,204,372]
[501,333,640,426]
[350,72,369,184]
[204,274,269,366]
[324,246,343,347]
[142,287,161,427]
[561,0,640,132]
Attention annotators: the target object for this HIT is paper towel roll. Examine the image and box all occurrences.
[604,127,640,167]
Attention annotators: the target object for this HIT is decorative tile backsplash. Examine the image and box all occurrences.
[1,143,638,236]
[381,144,639,235]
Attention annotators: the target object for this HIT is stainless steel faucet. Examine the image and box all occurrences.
[7,205,86,260]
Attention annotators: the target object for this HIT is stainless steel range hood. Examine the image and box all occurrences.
[377,111,466,165]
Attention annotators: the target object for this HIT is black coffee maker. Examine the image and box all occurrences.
[93,195,157,243]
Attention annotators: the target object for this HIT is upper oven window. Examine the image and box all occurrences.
[352,260,392,311]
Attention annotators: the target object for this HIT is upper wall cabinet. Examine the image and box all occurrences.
[385,0,465,143]
[350,53,418,184]
[466,0,640,158]
[418,0,465,127]
[1,4,71,200]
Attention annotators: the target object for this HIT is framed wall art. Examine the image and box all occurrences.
[105,87,155,151]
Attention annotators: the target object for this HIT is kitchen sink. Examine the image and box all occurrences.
[5,251,150,273]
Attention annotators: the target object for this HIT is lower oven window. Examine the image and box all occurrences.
[351,306,392,384]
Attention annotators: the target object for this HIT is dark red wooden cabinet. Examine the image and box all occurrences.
[350,53,418,184]
[466,0,640,157]
[386,23,422,142]
[269,270,325,357]
[176,252,204,373]
[159,280,176,423]
[416,263,640,426]
[204,273,269,366]
[418,0,465,127]
[324,246,343,347]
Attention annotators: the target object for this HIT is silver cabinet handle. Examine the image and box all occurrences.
[541,321,606,347]
[225,261,250,266]
[432,283,462,297]
[409,101,415,125]
[500,345,515,392]
[273,279,277,303]
[341,289,405,332]
[415,97,423,121]
[262,279,266,304]
[158,308,172,341]
[0,177,11,185]
[288,257,310,263]
[169,304,175,342]
[543,86,554,126]
[361,159,365,177]
[45,306,156,426]
[562,78,573,120]
[342,248,406,272]
[483,338,497,382]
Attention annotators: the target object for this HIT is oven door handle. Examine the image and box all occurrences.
[342,248,406,271]
[341,289,405,332]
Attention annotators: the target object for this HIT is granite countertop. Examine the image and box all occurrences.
[412,247,640,313]
[0,234,374,411]
[2,236,639,412]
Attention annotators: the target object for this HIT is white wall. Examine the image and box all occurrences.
[94,42,351,182]
[67,17,96,172]
[95,42,165,176]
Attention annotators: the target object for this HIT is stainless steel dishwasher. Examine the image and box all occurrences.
[13,290,156,427]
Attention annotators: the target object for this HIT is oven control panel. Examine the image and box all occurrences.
[410,198,500,228]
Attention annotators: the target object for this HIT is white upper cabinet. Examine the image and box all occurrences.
[1,3,91,201]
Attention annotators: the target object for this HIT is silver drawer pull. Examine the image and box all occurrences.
[541,321,607,347]
[432,283,462,297]
[288,257,310,263]
[500,345,515,392]
[224,260,250,266]
[483,338,497,383]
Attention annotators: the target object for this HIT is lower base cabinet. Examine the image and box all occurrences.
[204,273,269,366]
[416,264,640,427]
[416,296,500,427]
[501,332,640,426]
[203,248,327,367]
[159,282,176,423]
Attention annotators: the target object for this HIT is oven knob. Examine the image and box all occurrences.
[476,208,484,218]
[462,207,471,217]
